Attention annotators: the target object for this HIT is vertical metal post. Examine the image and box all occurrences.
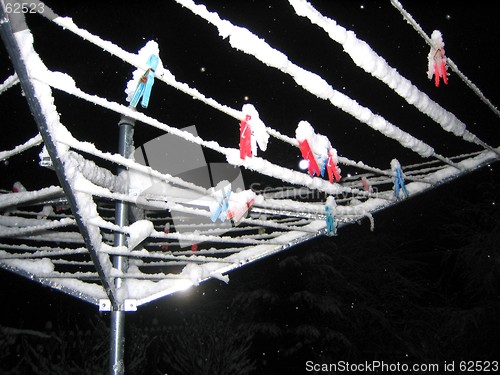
[109,115,135,375]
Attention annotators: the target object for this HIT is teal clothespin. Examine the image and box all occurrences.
[325,196,337,236]
[130,54,159,108]
[325,204,336,236]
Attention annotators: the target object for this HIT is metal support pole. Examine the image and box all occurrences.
[109,115,135,375]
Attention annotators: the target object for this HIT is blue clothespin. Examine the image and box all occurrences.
[320,145,331,177]
[130,54,159,108]
[325,197,337,236]
[391,159,408,200]
[211,187,231,222]
[394,167,409,200]
[319,155,327,177]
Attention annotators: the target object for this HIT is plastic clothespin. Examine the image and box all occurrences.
[326,149,341,183]
[298,139,321,177]
[433,51,448,87]
[228,196,255,222]
[394,168,409,200]
[391,159,409,200]
[130,54,159,108]
[12,181,27,192]
[428,31,448,88]
[211,187,231,223]
[162,223,170,251]
[325,197,337,237]
[361,177,371,192]
[239,114,252,159]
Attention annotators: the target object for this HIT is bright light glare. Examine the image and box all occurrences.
[298,159,309,170]
[177,280,194,292]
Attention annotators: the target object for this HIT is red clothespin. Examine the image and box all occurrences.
[228,196,255,222]
[326,150,341,183]
[298,139,321,177]
[12,181,26,192]
[239,114,252,159]
[161,223,170,250]
[433,48,448,87]
[440,59,448,85]
[246,197,255,209]
[362,177,371,192]
[433,61,440,87]
[428,31,449,88]
[191,243,198,252]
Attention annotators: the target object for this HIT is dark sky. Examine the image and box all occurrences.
[1,1,499,372]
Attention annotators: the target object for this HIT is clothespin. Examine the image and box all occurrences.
[325,196,337,236]
[428,30,448,88]
[228,195,255,222]
[12,181,26,192]
[361,177,371,192]
[391,159,409,200]
[298,139,321,177]
[210,186,231,222]
[37,205,54,220]
[130,54,159,108]
[433,49,448,87]
[326,148,341,183]
[239,114,252,159]
[162,223,170,251]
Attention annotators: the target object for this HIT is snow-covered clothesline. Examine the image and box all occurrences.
[0,72,19,94]
[0,133,42,161]
[0,216,75,238]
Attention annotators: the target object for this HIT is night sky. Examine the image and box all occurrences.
[1,1,499,374]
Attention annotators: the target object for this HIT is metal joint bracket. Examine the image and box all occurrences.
[118,113,136,127]
[99,299,137,312]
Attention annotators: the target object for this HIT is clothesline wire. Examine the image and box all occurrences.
[0,72,19,94]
